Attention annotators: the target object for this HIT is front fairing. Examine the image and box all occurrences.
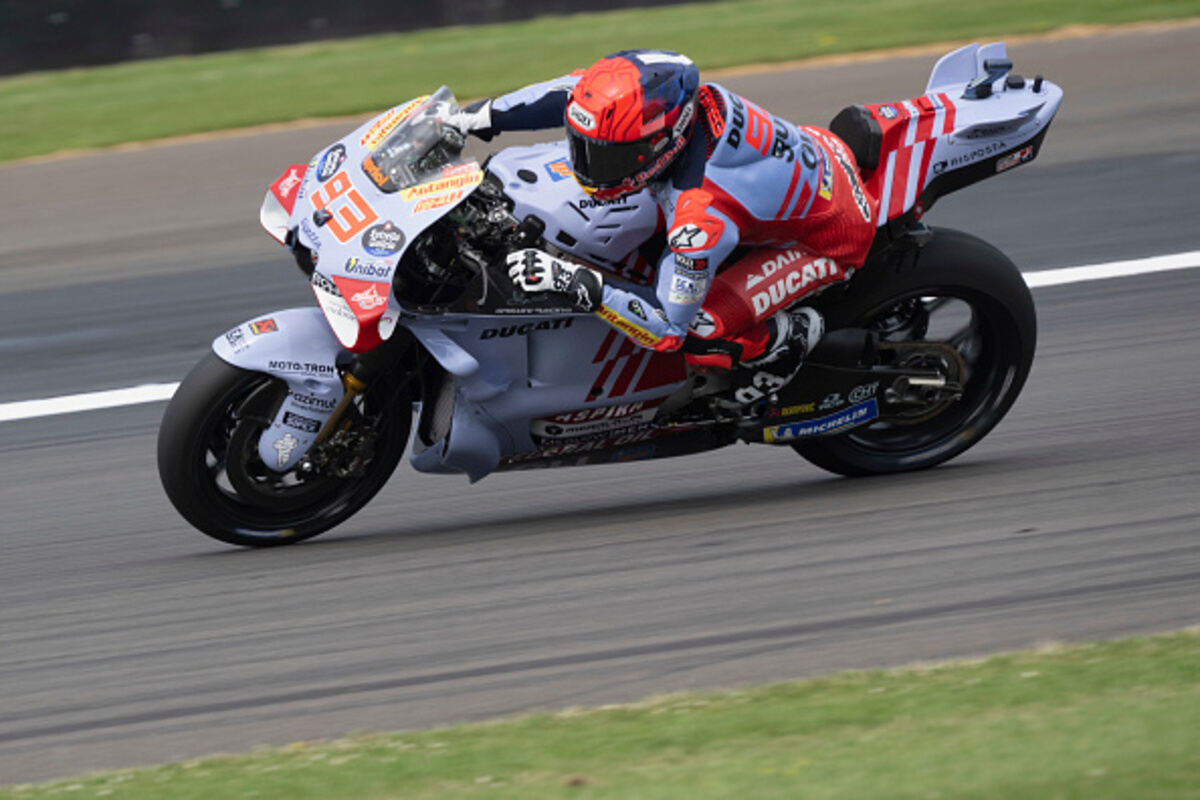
[262,87,485,352]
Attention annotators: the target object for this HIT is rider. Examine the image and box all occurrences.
[450,49,879,403]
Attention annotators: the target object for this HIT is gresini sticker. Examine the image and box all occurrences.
[350,283,387,311]
[763,399,878,443]
[268,163,308,215]
[276,167,303,203]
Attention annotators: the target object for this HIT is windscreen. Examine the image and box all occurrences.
[361,86,468,193]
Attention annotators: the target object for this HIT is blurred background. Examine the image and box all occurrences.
[0,0,700,74]
[1,0,1198,790]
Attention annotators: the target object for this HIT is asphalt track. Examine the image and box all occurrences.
[1,25,1199,784]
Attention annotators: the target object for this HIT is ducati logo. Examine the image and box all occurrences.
[745,249,805,290]
[751,258,841,316]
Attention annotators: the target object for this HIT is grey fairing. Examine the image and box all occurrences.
[406,317,512,482]
[404,312,678,482]
[211,307,346,471]
[486,141,659,269]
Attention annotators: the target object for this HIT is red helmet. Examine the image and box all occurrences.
[565,50,700,200]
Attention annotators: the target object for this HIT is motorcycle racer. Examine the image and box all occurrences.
[451,49,879,403]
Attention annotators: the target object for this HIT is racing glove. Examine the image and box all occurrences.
[444,98,496,141]
[506,249,603,312]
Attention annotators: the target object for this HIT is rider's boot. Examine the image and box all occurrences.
[729,306,824,405]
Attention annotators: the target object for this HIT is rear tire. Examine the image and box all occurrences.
[793,227,1036,476]
[157,353,411,547]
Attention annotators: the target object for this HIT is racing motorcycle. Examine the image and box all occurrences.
[158,42,1063,546]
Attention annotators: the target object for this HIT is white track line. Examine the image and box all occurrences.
[1022,250,1200,288]
[1,250,1198,424]
[0,383,180,423]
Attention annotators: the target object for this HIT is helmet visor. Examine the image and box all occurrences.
[567,128,662,189]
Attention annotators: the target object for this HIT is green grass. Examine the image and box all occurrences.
[4,629,1199,799]
[2,0,1199,161]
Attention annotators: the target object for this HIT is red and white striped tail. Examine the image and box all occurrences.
[860,93,957,224]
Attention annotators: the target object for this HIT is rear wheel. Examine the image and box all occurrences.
[793,227,1036,476]
[157,353,411,547]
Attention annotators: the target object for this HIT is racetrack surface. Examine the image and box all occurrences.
[1,26,1198,784]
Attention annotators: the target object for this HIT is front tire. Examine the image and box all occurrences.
[157,353,411,547]
[793,227,1036,476]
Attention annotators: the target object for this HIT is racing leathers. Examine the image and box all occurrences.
[461,74,880,376]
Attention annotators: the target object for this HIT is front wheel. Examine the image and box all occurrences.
[793,227,1036,476]
[157,353,411,547]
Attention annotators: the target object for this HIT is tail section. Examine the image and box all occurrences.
[830,42,1063,227]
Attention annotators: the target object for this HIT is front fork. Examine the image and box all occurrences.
[284,331,419,477]
[313,372,368,443]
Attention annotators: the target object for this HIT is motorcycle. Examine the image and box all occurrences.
[158,42,1062,547]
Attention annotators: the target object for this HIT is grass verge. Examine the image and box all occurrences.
[3,0,1200,162]
[3,628,1199,798]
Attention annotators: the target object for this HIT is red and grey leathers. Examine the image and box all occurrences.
[472,75,880,368]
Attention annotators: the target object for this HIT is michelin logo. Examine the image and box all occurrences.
[763,399,878,443]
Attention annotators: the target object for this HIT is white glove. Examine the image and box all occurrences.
[506,249,603,311]
[444,99,495,141]
[507,249,574,292]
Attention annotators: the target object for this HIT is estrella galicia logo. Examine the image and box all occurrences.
[878,105,899,120]
[317,144,347,182]
[361,221,405,256]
